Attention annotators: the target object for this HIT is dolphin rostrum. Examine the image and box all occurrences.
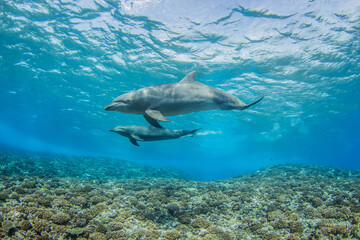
[110,125,201,146]
[105,71,263,128]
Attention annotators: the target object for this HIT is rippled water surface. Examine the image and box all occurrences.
[1,0,360,180]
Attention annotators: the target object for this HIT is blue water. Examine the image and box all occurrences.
[1,0,359,181]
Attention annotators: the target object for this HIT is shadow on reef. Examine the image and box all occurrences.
[0,152,360,239]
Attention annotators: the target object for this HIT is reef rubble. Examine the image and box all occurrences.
[0,152,359,239]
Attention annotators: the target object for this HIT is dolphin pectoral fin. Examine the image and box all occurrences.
[145,109,170,122]
[144,114,163,128]
[241,96,264,110]
[131,134,144,141]
[129,137,140,146]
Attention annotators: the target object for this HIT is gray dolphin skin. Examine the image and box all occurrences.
[110,125,201,146]
[105,71,263,128]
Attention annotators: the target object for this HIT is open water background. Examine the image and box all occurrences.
[1,0,360,180]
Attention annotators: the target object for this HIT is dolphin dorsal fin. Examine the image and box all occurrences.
[180,71,197,83]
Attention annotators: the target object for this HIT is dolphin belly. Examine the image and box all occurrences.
[152,99,219,116]
[140,134,178,141]
[132,127,186,141]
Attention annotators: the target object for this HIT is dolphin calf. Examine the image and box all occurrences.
[110,125,201,146]
[105,71,263,128]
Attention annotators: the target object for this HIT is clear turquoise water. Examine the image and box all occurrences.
[1,0,359,181]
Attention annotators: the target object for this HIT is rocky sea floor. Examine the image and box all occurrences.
[0,152,359,240]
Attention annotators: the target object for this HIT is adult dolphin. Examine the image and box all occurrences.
[105,71,263,128]
[110,125,201,146]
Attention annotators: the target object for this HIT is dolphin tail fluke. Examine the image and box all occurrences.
[241,96,264,110]
[189,128,202,137]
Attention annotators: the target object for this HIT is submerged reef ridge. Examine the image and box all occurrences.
[0,152,359,239]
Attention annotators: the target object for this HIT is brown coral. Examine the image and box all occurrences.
[51,212,71,225]
[89,232,107,240]
[164,230,181,240]
[288,221,304,234]
[192,218,211,228]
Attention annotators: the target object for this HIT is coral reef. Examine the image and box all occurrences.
[0,152,359,239]
[0,151,189,180]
